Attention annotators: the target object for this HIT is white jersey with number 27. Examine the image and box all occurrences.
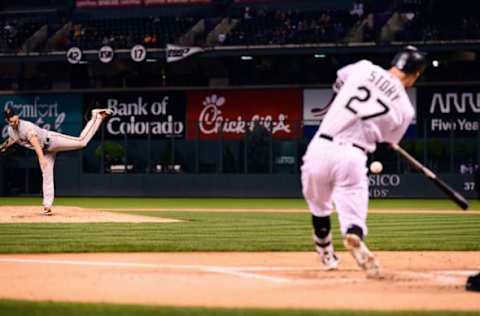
[315,59,415,153]
[302,59,416,236]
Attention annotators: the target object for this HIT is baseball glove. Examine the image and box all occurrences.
[0,139,8,154]
[0,139,15,156]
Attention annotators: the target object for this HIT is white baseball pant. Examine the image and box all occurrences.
[41,113,104,209]
[301,139,369,236]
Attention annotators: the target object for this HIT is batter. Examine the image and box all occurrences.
[301,46,427,278]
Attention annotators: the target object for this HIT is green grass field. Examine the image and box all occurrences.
[1,211,480,253]
[1,300,479,316]
[1,198,479,315]
[0,198,479,253]
[1,196,479,210]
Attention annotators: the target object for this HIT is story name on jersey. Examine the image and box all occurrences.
[367,71,400,102]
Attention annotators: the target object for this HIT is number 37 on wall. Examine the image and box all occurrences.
[464,182,475,191]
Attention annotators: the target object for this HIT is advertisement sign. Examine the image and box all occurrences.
[0,94,83,139]
[302,88,334,139]
[77,0,208,8]
[417,86,480,137]
[76,0,142,7]
[84,92,186,138]
[76,0,98,7]
[368,173,478,199]
[166,44,204,63]
[187,89,302,140]
[303,88,335,126]
[144,0,210,5]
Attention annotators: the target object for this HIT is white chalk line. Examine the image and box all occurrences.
[0,258,291,284]
[0,258,362,285]
[0,258,475,286]
[203,267,290,284]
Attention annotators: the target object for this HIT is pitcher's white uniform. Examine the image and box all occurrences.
[301,60,414,235]
[8,113,105,209]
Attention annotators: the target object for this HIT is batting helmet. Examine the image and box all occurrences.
[391,46,427,75]
[4,105,18,120]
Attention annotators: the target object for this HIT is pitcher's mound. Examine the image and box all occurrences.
[0,206,181,223]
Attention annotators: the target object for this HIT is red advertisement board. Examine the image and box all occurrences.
[76,0,98,8]
[234,0,293,3]
[77,0,195,8]
[187,89,302,140]
[117,0,142,6]
[144,0,210,5]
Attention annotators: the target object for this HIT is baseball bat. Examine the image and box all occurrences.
[391,143,469,210]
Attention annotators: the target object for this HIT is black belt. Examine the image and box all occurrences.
[319,134,367,153]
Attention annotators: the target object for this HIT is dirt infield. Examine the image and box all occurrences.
[0,252,479,311]
[0,206,479,311]
[0,206,181,223]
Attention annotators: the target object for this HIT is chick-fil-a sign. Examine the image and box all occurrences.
[187,89,302,140]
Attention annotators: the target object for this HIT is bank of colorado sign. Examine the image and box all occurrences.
[84,92,185,138]
[417,86,480,137]
[186,89,302,140]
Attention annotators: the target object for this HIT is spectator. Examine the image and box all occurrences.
[102,36,110,46]
[73,24,82,40]
[217,33,226,44]
[144,34,153,46]
[363,13,376,41]
[244,6,253,20]
[350,1,364,17]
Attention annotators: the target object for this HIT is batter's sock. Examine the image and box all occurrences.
[313,233,334,254]
[346,225,364,240]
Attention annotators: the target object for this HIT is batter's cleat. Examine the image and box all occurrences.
[343,234,381,278]
[92,108,113,118]
[318,248,340,270]
[42,208,53,216]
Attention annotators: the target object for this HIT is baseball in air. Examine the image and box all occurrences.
[370,161,383,174]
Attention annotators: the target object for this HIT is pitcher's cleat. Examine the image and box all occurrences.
[42,208,53,216]
[344,234,381,278]
[91,108,113,118]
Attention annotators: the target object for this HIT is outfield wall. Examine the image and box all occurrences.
[55,160,480,199]
[0,86,479,199]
